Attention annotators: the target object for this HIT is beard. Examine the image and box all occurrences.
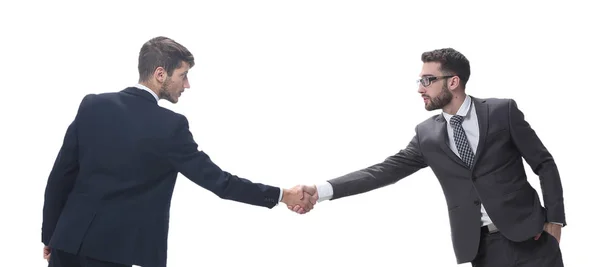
[158,78,177,103]
[425,84,452,111]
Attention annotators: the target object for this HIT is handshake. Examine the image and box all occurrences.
[281,185,319,214]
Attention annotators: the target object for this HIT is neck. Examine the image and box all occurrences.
[442,92,467,115]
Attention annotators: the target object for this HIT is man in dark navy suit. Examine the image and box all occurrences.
[41,36,316,267]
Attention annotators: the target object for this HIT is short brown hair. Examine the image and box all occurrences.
[421,48,470,88]
[137,36,195,82]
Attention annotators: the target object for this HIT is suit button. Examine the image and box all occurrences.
[474,200,480,205]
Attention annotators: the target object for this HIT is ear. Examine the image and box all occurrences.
[447,75,461,91]
[153,67,166,83]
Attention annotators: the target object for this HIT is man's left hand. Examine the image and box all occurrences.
[43,246,51,262]
[535,222,562,243]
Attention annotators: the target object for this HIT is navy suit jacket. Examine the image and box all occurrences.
[42,87,281,267]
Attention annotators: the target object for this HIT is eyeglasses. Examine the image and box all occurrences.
[416,75,455,87]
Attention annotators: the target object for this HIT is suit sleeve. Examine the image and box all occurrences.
[327,128,428,200]
[166,115,280,208]
[508,99,566,226]
[41,95,91,245]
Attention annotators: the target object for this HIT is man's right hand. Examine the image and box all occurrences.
[281,185,318,214]
[283,185,319,214]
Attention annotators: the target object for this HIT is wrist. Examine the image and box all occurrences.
[281,188,290,204]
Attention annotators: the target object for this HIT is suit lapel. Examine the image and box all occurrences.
[435,115,469,168]
[471,97,489,168]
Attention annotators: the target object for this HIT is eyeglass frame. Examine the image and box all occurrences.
[416,75,459,87]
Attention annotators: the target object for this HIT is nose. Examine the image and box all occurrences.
[184,79,190,89]
[417,85,426,94]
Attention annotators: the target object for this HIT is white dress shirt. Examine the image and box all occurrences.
[132,83,284,203]
[315,96,493,225]
[441,96,492,226]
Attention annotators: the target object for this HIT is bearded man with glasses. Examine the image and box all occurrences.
[290,48,566,267]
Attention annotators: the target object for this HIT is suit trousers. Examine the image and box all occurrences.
[49,249,130,267]
[471,228,563,267]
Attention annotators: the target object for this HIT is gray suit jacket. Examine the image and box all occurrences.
[326,96,565,264]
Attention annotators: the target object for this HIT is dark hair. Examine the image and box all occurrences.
[138,36,195,82]
[421,48,470,88]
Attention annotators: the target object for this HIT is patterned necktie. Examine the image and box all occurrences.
[449,115,474,168]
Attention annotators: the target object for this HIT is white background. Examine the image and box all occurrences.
[1,0,598,266]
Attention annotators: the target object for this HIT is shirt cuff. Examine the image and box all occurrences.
[277,188,283,205]
[316,182,334,202]
[550,222,564,227]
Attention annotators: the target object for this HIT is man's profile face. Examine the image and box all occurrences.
[417,62,452,111]
[159,61,191,104]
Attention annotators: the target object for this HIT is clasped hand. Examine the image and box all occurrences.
[281,185,318,214]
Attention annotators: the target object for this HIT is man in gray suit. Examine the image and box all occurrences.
[290,48,565,266]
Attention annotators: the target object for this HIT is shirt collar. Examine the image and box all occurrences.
[133,83,159,102]
[442,95,472,122]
